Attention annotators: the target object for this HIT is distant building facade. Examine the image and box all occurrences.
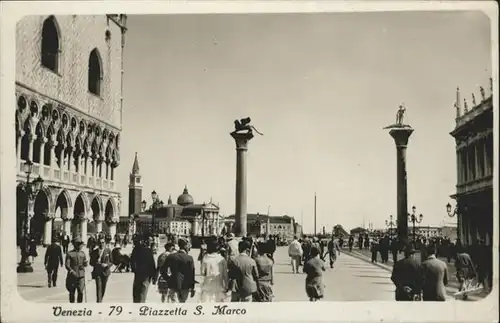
[16,15,127,245]
[226,213,301,240]
[124,159,224,237]
[450,81,493,246]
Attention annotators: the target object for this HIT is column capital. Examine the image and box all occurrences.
[45,212,56,221]
[389,127,414,148]
[231,131,254,150]
[27,133,37,142]
[17,130,26,138]
[108,217,119,224]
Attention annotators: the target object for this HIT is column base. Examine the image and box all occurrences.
[17,257,34,273]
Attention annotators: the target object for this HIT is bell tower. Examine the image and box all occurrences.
[129,152,142,216]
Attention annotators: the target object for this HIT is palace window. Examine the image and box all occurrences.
[41,16,60,72]
[88,49,102,96]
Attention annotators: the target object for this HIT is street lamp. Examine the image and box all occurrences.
[385,215,396,236]
[17,160,44,273]
[446,202,458,217]
[150,190,160,234]
[408,205,423,242]
[141,200,147,212]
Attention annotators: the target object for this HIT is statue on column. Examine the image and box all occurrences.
[384,104,411,129]
[232,117,264,136]
[396,104,406,125]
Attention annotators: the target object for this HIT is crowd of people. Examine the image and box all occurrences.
[342,233,493,301]
[38,229,493,303]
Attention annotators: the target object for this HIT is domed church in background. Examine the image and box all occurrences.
[124,154,224,238]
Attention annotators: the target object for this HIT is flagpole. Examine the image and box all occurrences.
[314,192,317,236]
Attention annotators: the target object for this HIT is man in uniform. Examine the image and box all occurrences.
[65,237,88,303]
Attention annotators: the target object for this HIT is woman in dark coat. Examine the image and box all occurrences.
[303,246,326,301]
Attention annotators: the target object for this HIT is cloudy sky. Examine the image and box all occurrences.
[117,11,492,233]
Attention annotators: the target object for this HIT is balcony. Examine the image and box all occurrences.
[17,159,117,192]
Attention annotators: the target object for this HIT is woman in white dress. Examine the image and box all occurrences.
[200,240,229,302]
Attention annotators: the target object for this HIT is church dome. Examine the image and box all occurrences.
[177,185,194,206]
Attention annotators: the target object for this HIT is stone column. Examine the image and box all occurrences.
[58,145,65,168]
[95,220,103,234]
[40,138,47,166]
[231,131,254,237]
[43,213,55,246]
[28,134,36,162]
[85,150,91,175]
[92,155,97,177]
[17,131,24,170]
[388,127,414,246]
[80,217,88,244]
[108,220,117,243]
[67,148,73,172]
[63,219,72,240]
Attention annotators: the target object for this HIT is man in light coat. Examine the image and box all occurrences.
[288,236,303,274]
[421,245,448,301]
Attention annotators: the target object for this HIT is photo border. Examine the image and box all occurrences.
[1,1,498,322]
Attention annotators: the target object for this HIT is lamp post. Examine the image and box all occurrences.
[408,205,423,242]
[385,215,396,236]
[446,202,458,217]
[17,160,44,273]
[150,190,161,235]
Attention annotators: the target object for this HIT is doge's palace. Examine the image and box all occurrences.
[15,15,127,245]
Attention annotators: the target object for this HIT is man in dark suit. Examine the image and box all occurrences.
[90,237,112,303]
[391,245,422,301]
[421,244,448,301]
[44,236,64,288]
[65,237,88,303]
[61,232,70,253]
[228,240,259,302]
[130,234,156,303]
[161,238,196,303]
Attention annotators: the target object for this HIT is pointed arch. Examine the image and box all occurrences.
[55,188,72,220]
[47,123,55,141]
[74,191,91,216]
[88,48,103,95]
[66,131,75,149]
[91,194,104,222]
[104,197,117,222]
[41,15,61,72]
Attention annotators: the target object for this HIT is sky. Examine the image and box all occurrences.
[116,11,492,233]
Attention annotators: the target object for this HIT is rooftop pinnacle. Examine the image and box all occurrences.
[132,152,140,174]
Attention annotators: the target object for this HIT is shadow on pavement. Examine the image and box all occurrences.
[355,274,390,279]
[371,281,394,286]
[18,284,45,288]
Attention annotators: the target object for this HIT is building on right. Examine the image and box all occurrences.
[449,79,493,246]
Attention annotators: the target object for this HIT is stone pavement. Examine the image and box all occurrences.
[17,245,397,302]
[343,248,490,301]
